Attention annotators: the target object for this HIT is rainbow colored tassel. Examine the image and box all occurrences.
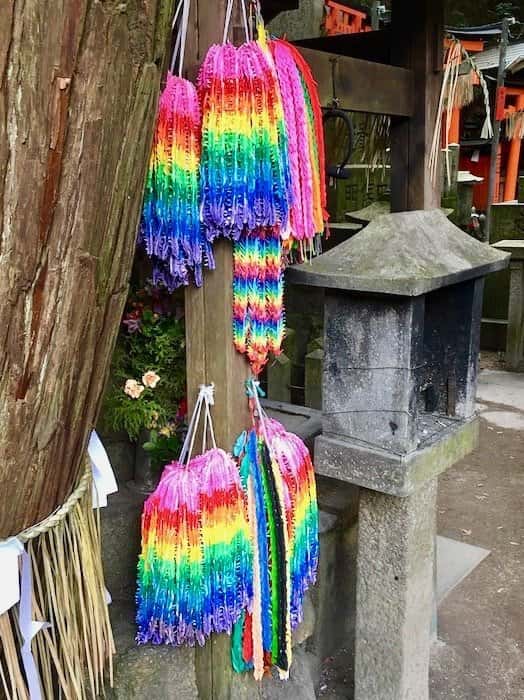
[136,448,253,646]
[233,227,284,376]
[271,38,328,257]
[231,392,319,679]
[198,40,292,242]
[265,418,319,628]
[141,73,213,289]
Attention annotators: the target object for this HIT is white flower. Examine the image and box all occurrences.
[142,371,160,389]
[124,379,145,399]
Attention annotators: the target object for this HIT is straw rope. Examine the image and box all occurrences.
[0,458,115,700]
[430,38,493,185]
[18,464,92,543]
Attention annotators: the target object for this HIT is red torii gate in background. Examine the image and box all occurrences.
[497,86,524,201]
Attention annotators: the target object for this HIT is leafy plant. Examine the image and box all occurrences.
[100,284,186,467]
[143,430,183,472]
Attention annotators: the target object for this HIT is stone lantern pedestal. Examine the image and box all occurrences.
[493,240,524,371]
[288,209,509,700]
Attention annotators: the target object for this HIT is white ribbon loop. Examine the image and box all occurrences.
[0,537,24,615]
[88,431,118,509]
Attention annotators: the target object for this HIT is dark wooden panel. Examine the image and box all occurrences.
[262,0,299,23]
[296,47,414,117]
[294,28,392,64]
[390,0,444,211]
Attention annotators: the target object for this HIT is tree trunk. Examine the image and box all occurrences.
[0,0,173,537]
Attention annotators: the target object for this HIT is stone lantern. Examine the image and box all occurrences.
[287,209,509,700]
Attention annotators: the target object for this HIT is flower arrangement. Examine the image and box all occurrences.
[99,284,186,471]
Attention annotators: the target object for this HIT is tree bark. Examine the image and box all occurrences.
[0,0,173,537]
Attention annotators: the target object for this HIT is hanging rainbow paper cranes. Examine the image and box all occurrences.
[231,382,319,680]
[198,40,292,242]
[136,386,253,646]
[233,227,285,377]
[197,23,293,376]
[271,38,328,261]
[141,72,213,290]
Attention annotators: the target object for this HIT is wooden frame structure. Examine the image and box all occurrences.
[184,1,443,697]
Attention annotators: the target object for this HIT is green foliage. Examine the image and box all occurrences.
[100,287,186,451]
[143,430,183,471]
[446,0,521,25]
[490,3,520,21]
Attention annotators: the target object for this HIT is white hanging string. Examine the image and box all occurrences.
[249,379,271,452]
[178,384,217,466]
[178,390,204,465]
[178,0,191,77]
[203,392,217,452]
[223,0,250,44]
[170,0,191,75]
[172,0,184,30]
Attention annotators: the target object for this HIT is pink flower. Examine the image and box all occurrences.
[142,371,160,389]
[124,379,144,399]
[123,308,142,333]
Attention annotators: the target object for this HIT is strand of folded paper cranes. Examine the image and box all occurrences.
[136,4,321,680]
[136,380,319,680]
[140,0,328,375]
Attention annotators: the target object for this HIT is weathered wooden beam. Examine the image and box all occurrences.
[185,3,254,699]
[0,0,173,536]
[390,0,444,210]
[296,47,415,117]
[295,28,392,64]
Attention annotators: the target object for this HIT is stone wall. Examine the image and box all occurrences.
[267,0,324,40]
[482,204,524,350]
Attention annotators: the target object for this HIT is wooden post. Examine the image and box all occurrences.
[485,18,513,239]
[449,107,460,145]
[503,97,524,202]
[184,2,252,698]
[0,0,173,537]
[390,0,443,212]
[504,136,522,202]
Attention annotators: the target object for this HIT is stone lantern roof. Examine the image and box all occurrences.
[287,209,509,296]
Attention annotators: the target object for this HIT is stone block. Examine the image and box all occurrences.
[267,353,292,403]
[308,512,358,665]
[101,485,144,602]
[316,473,359,516]
[293,593,316,647]
[108,597,318,699]
[441,146,459,191]
[307,336,323,353]
[97,429,136,483]
[518,175,524,203]
[490,203,524,243]
[305,348,323,410]
[323,292,423,452]
[282,328,297,364]
[506,260,524,370]
[267,0,323,42]
[456,182,474,228]
[108,644,198,700]
[354,481,437,700]
[315,416,479,496]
